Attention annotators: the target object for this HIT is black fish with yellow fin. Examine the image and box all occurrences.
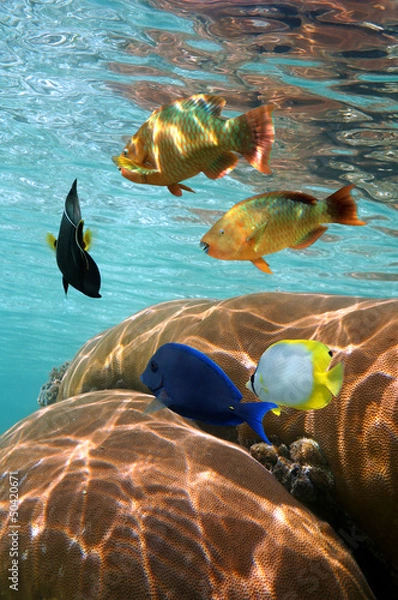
[47,180,101,298]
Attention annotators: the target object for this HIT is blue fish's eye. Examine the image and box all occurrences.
[228,405,235,411]
[150,360,158,372]
[328,350,333,357]
[219,229,224,235]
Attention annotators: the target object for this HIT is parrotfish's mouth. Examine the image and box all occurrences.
[200,241,209,253]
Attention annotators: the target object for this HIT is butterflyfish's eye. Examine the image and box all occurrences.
[150,360,158,372]
[219,229,224,235]
[328,350,333,357]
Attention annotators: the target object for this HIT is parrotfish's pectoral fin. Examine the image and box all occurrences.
[289,225,328,250]
[251,257,273,274]
[167,183,195,197]
[46,233,57,251]
[203,152,239,180]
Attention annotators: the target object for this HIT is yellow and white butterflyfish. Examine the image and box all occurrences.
[246,339,344,415]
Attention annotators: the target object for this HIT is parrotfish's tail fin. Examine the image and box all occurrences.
[237,401,278,444]
[233,104,275,175]
[326,185,366,226]
[324,361,344,396]
[46,233,57,251]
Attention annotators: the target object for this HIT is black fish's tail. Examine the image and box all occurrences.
[326,185,366,226]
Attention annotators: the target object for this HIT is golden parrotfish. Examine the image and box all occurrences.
[246,339,344,415]
[200,184,366,273]
[47,180,101,298]
[112,94,275,197]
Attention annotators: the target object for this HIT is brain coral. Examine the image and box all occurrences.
[0,390,374,599]
[55,292,398,574]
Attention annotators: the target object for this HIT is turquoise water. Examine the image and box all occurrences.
[0,0,397,434]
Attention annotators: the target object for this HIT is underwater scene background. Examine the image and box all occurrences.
[0,0,397,434]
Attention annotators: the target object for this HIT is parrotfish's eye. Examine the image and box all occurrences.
[123,149,128,156]
[328,350,333,357]
[150,360,158,372]
[219,229,224,235]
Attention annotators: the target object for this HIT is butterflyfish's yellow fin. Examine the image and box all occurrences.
[251,257,273,274]
[299,385,332,410]
[46,233,57,251]
[83,229,92,251]
[323,361,344,396]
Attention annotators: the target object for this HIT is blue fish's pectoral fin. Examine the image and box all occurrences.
[168,183,195,197]
[251,257,273,274]
[143,389,172,415]
[62,276,69,296]
[236,401,278,444]
[289,226,328,250]
[46,233,57,251]
[203,152,239,180]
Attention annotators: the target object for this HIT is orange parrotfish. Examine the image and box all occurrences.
[112,94,275,197]
[200,184,366,273]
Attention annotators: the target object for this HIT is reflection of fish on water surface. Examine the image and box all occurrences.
[246,339,344,415]
[112,94,275,196]
[140,342,277,443]
[200,184,366,273]
[47,180,101,298]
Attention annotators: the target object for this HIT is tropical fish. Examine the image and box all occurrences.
[246,339,344,414]
[112,94,275,196]
[200,184,366,273]
[47,179,101,298]
[140,342,277,443]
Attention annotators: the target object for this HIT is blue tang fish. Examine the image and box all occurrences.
[140,342,277,443]
[47,179,101,298]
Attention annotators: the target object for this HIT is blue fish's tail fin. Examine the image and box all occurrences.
[236,401,277,445]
